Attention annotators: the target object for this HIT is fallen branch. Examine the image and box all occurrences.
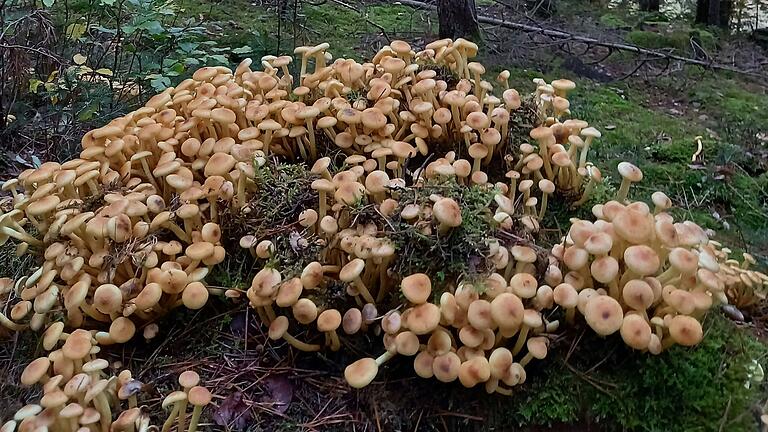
[394,0,768,80]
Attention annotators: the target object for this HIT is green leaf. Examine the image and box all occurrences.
[99,0,115,5]
[66,23,87,40]
[207,54,228,64]
[28,79,44,94]
[232,46,253,54]
[178,42,198,53]
[42,0,55,7]
[73,53,87,65]
[139,20,164,35]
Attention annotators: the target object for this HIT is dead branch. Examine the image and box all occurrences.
[394,0,768,80]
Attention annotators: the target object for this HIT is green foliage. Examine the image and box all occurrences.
[388,178,497,284]
[626,30,690,50]
[496,313,767,431]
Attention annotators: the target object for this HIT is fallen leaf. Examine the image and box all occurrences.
[261,374,293,414]
[214,391,253,431]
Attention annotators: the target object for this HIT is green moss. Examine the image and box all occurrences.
[626,30,690,50]
[492,313,768,431]
[387,178,497,283]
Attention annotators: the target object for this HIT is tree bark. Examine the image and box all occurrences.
[438,0,480,39]
[638,0,660,11]
[695,0,732,27]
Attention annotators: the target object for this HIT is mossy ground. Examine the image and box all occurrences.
[2,0,768,429]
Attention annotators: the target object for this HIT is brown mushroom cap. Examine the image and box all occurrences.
[620,314,652,350]
[401,273,432,304]
[405,303,441,335]
[432,197,462,228]
[668,315,703,346]
[584,295,623,336]
[345,358,379,388]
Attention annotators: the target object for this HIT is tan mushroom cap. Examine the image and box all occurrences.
[344,357,378,388]
[620,314,652,350]
[668,315,703,346]
[188,386,212,406]
[317,309,342,332]
[405,303,441,335]
[623,245,660,276]
[458,356,491,388]
[401,273,432,304]
[182,282,209,310]
[490,293,524,330]
[62,329,92,360]
[432,352,462,382]
[432,197,462,228]
[20,357,50,386]
[179,370,201,388]
[584,295,623,336]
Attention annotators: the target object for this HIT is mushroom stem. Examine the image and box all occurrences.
[160,402,181,432]
[353,278,376,304]
[187,405,204,432]
[283,332,322,351]
[511,325,531,356]
[616,178,633,203]
[0,226,42,246]
[305,120,318,160]
[0,312,27,331]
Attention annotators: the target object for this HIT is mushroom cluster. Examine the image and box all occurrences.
[706,247,768,309]
[550,164,766,352]
[345,268,556,394]
[0,38,765,412]
[5,330,211,432]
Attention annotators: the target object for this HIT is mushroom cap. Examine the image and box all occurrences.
[590,256,619,284]
[109,317,136,343]
[342,308,363,335]
[188,386,212,406]
[553,283,578,308]
[613,208,653,244]
[622,279,654,311]
[432,198,462,228]
[490,293,524,330]
[344,357,378,388]
[62,329,93,360]
[467,299,494,330]
[432,352,461,382]
[620,314,652,350]
[317,309,342,332]
[509,273,538,299]
[179,370,201,388]
[458,356,491,388]
[340,258,365,282]
[623,245,660,276]
[526,336,549,359]
[395,331,420,356]
[617,161,642,182]
[401,273,432,304]
[293,298,318,324]
[584,295,623,336]
[668,315,703,346]
[667,247,699,275]
[182,282,210,310]
[405,303,441,335]
[268,315,290,340]
[20,357,50,386]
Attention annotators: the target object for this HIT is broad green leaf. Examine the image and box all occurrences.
[66,23,87,40]
[42,0,55,7]
[95,68,113,76]
[208,54,228,64]
[232,46,253,54]
[99,0,116,5]
[29,79,44,94]
[178,42,198,52]
[73,53,87,65]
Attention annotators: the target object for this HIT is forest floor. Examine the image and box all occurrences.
[1,0,768,430]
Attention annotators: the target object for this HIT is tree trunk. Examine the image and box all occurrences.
[695,0,732,27]
[438,0,480,39]
[638,0,660,11]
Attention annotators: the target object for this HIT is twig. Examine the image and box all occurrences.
[394,0,768,81]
